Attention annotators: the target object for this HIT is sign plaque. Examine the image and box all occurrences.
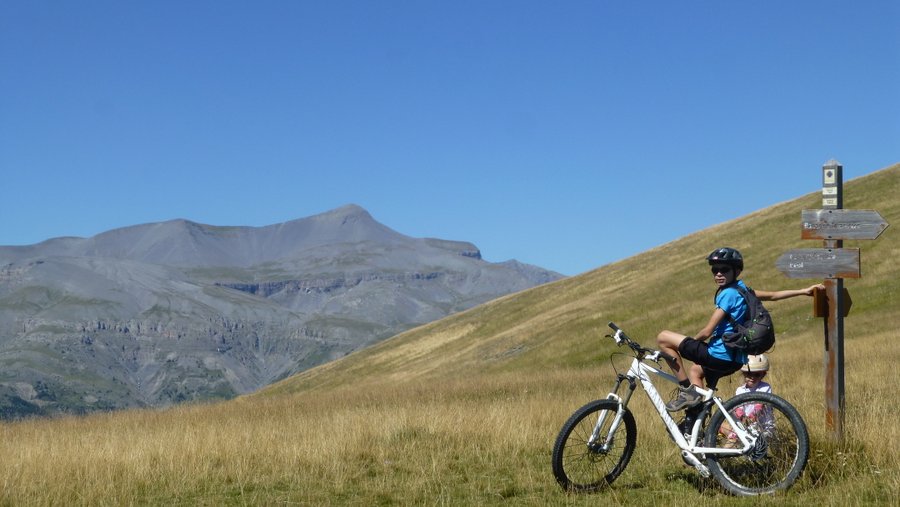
[801,209,889,241]
[776,248,861,279]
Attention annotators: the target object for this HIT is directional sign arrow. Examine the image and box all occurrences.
[776,248,861,279]
[801,209,889,240]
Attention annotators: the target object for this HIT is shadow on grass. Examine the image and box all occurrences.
[665,470,721,496]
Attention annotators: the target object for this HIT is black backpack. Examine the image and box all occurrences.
[719,283,775,355]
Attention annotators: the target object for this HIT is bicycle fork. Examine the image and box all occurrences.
[586,374,637,453]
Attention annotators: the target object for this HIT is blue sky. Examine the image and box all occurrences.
[1,1,897,276]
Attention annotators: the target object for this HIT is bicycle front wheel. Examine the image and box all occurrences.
[704,392,809,496]
[551,399,636,492]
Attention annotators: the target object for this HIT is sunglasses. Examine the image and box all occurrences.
[744,371,766,378]
[710,265,733,275]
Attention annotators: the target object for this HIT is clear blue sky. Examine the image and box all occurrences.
[2,1,897,275]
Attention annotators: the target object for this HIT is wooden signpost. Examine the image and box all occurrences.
[800,209,889,241]
[776,248,860,279]
[776,160,889,442]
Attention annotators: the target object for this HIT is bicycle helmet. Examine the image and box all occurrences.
[744,354,769,373]
[707,247,744,271]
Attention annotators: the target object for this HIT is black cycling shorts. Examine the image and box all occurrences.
[678,337,743,388]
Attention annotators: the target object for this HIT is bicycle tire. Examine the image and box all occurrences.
[551,399,636,492]
[704,392,809,496]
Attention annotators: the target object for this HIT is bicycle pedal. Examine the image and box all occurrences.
[680,451,710,478]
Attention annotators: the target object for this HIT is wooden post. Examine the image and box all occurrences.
[778,160,887,442]
[821,159,845,441]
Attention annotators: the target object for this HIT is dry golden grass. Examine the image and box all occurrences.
[1,328,897,505]
[1,163,898,505]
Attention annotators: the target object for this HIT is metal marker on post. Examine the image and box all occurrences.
[821,160,845,441]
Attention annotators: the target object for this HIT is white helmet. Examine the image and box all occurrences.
[744,354,769,372]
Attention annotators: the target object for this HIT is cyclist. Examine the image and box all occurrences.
[658,247,823,412]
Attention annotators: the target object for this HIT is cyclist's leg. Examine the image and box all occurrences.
[701,361,742,390]
[664,336,715,411]
[688,363,705,388]
[657,330,689,382]
[677,337,714,386]
[672,341,741,409]
[677,338,742,390]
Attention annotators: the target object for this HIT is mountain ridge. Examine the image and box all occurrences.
[2,204,436,268]
[0,205,562,418]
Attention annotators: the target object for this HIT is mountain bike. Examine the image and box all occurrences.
[551,322,809,496]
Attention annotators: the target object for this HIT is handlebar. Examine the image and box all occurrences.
[607,322,676,363]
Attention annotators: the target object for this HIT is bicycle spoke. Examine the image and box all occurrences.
[552,400,636,491]
[706,392,809,495]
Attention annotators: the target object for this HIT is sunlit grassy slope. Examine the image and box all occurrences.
[1,163,897,505]
[262,163,899,397]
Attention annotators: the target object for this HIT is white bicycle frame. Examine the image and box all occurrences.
[590,329,758,474]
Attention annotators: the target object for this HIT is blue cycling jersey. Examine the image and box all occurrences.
[709,280,749,364]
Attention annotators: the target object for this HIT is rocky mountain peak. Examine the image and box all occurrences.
[0,206,563,419]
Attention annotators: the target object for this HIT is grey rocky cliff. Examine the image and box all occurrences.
[0,205,562,418]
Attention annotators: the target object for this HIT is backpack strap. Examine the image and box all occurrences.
[716,282,749,326]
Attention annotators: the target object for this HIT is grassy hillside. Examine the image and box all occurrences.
[264,163,898,394]
[1,163,897,505]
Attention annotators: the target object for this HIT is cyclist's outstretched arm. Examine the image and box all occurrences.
[755,283,824,301]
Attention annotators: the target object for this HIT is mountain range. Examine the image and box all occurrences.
[0,205,562,418]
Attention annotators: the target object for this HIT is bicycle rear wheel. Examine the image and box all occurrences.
[704,392,809,496]
[551,399,636,492]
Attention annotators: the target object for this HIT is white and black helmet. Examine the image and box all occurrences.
[707,247,744,271]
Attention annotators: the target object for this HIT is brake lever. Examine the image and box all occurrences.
[646,350,664,364]
[658,350,676,363]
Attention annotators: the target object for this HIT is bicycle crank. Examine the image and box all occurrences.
[681,451,710,478]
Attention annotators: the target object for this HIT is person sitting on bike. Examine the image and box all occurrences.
[657,247,823,412]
